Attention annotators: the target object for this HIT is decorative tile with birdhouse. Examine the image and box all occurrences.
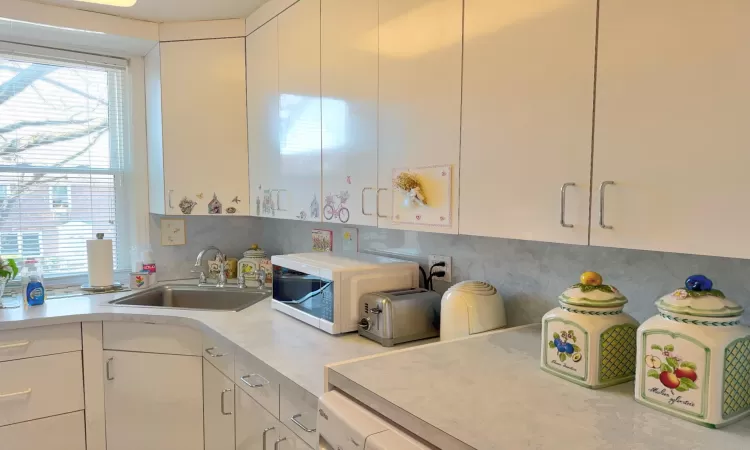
[541,272,639,389]
[635,275,750,428]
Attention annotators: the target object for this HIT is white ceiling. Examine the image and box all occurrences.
[26,0,270,23]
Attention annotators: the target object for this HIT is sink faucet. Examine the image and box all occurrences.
[192,246,227,287]
[236,268,266,289]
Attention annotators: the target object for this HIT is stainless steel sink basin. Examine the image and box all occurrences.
[109,285,270,312]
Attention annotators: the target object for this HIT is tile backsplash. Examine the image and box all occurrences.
[152,215,750,327]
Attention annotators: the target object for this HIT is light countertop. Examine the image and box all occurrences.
[0,282,394,396]
[327,324,750,450]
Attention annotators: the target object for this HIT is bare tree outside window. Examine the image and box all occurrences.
[0,55,127,276]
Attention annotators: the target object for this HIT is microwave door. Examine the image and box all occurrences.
[273,266,335,323]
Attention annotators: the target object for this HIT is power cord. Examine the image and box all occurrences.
[419,266,428,290]
[426,261,447,291]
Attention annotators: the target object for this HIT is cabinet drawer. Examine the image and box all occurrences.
[0,411,86,450]
[0,323,81,363]
[280,379,318,448]
[103,322,202,356]
[235,350,280,418]
[0,352,84,427]
[203,329,235,378]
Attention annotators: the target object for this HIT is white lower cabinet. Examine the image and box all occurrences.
[0,411,86,450]
[205,359,236,450]
[236,388,312,450]
[103,350,203,450]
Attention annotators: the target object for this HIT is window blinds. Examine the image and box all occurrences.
[0,51,129,277]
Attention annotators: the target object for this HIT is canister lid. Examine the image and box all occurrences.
[242,244,266,258]
[559,271,627,308]
[656,275,744,318]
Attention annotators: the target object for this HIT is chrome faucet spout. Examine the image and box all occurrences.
[193,246,226,287]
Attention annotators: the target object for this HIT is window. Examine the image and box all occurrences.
[49,185,71,211]
[0,46,130,277]
[0,231,41,257]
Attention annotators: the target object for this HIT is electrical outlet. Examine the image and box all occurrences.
[428,255,452,283]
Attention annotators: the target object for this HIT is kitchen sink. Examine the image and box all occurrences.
[109,285,270,312]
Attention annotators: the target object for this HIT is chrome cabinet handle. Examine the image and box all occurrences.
[0,388,31,399]
[276,189,288,211]
[291,413,316,433]
[168,189,174,209]
[205,347,227,358]
[0,340,30,350]
[262,427,275,450]
[274,437,287,450]
[376,188,388,218]
[240,374,269,388]
[560,182,575,228]
[362,187,374,216]
[106,357,114,381]
[220,388,232,415]
[599,181,615,229]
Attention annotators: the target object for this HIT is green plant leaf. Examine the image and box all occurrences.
[680,378,698,389]
[553,332,560,340]
[664,344,674,352]
[651,345,662,351]
[680,361,697,370]
[661,363,673,373]
[559,353,567,362]
[572,345,581,352]
[7,259,18,279]
[666,357,679,368]
[675,384,689,392]
[647,369,660,379]
[548,341,556,348]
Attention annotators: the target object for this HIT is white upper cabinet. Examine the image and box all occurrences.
[146,38,249,216]
[459,0,597,245]
[321,0,379,227]
[247,18,280,218]
[591,0,750,258]
[377,0,463,233]
[276,0,323,221]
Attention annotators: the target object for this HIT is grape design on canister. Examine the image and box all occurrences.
[549,330,582,363]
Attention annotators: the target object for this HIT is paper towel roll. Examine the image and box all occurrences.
[87,235,114,287]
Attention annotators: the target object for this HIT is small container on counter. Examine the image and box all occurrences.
[238,244,271,286]
[541,271,638,389]
[130,272,149,290]
[635,275,750,428]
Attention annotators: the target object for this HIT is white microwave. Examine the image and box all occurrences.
[270,253,419,335]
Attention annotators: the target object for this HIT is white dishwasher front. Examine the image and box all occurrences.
[318,391,429,450]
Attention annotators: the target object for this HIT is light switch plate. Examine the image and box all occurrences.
[342,227,358,254]
[428,255,452,283]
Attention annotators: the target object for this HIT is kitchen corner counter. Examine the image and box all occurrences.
[327,324,750,450]
[0,284,391,397]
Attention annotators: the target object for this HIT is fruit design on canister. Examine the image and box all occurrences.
[645,344,699,394]
[548,329,582,363]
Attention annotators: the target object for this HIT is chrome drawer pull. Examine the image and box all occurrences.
[262,427,275,450]
[240,374,269,388]
[220,388,232,415]
[205,347,227,358]
[274,437,287,450]
[0,340,30,350]
[106,357,114,381]
[291,413,316,433]
[0,388,31,399]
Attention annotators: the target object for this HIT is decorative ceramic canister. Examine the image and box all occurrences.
[238,244,271,285]
[635,275,750,428]
[541,272,639,389]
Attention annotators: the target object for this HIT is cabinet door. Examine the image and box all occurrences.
[591,0,750,258]
[247,18,280,218]
[377,0,463,233]
[103,351,203,450]
[277,0,322,221]
[161,38,249,216]
[204,359,235,450]
[235,388,279,450]
[460,0,596,244]
[321,0,379,227]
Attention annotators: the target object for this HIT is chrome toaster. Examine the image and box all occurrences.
[358,288,441,347]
